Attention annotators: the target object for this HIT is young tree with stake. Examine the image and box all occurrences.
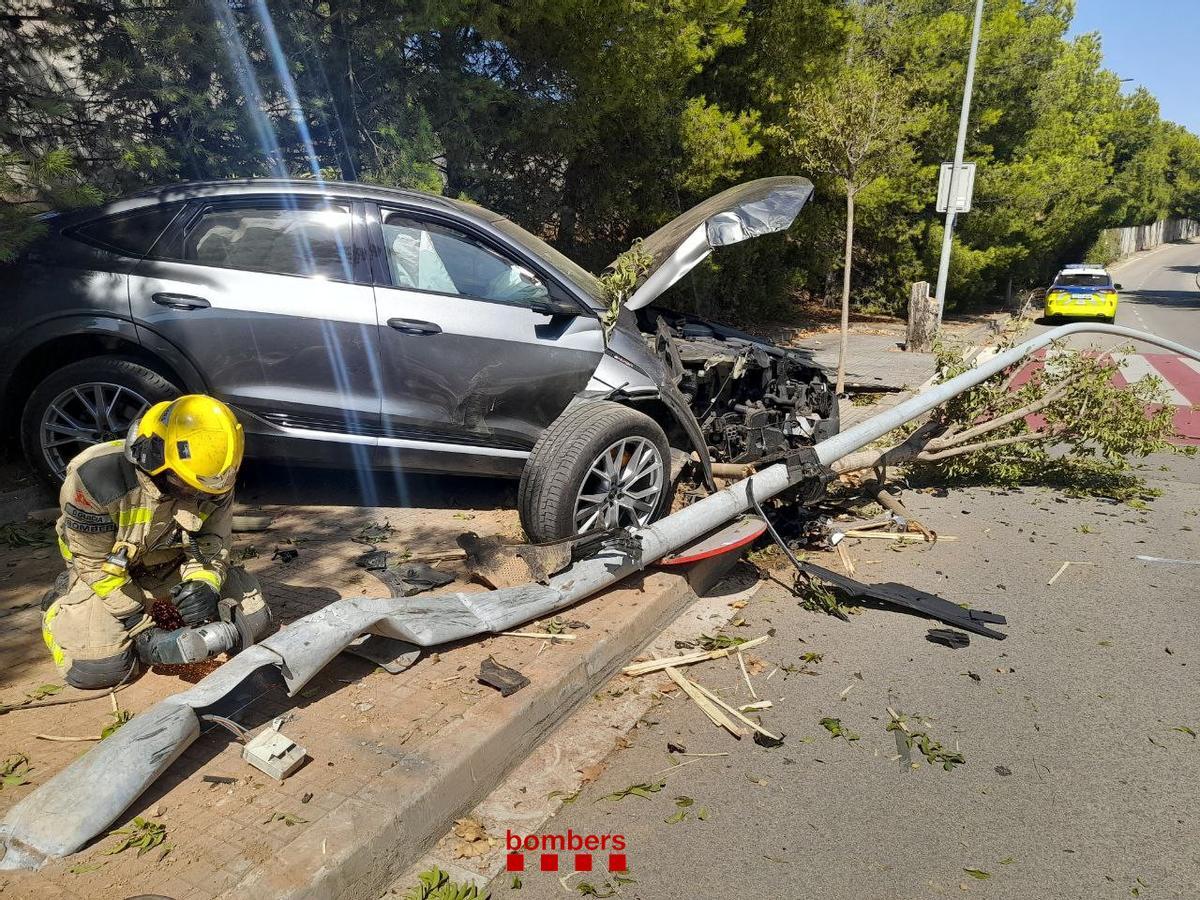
[774,60,913,393]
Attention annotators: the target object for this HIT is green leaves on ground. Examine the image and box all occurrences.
[963,868,991,880]
[800,652,824,664]
[696,633,747,652]
[800,580,852,621]
[101,709,133,739]
[402,866,488,900]
[887,709,965,771]
[353,521,395,545]
[104,817,166,857]
[1173,726,1197,738]
[1,753,32,789]
[664,795,694,824]
[25,683,63,702]
[820,717,860,742]
[597,780,665,802]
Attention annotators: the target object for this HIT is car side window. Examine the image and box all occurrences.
[179,204,354,280]
[69,203,184,257]
[380,211,550,306]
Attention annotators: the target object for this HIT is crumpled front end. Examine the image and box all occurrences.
[638,307,838,466]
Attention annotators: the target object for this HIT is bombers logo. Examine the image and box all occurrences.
[505,829,627,875]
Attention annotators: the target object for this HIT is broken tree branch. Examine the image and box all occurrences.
[916,427,1065,463]
[868,481,934,542]
[924,376,1076,451]
[623,636,769,677]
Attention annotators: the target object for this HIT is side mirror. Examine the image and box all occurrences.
[1114,283,1123,290]
[529,297,580,318]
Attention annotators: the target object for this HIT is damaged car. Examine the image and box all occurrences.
[0,176,837,540]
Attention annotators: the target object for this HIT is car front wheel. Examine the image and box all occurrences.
[518,400,671,543]
[20,357,179,483]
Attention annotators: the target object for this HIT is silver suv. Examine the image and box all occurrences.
[1,177,837,540]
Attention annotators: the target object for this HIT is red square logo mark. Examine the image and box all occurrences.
[574,853,593,872]
[540,853,559,872]
[608,852,627,872]
[505,852,525,872]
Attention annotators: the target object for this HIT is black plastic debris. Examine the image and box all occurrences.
[355,550,455,597]
[272,548,299,564]
[926,628,970,648]
[797,561,1008,639]
[478,656,530,697]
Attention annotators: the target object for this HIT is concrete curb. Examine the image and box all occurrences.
[221,571,699,900]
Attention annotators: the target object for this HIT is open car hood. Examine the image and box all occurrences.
[619,176,814,311]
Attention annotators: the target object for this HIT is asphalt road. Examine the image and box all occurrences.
[497,244,1200,900]
[1029,239,1200,443]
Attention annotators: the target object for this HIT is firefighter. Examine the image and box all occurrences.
[42,394,272,689]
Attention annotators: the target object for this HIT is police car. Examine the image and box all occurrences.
[1044,264,1122,322]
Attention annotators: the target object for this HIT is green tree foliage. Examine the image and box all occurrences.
[830,331,1191,501]
[1,0,1198,318]
[773,58,915,391]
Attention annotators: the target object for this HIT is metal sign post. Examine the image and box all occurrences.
[933,0,985,325]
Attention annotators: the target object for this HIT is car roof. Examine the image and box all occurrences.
[70,179,498,227]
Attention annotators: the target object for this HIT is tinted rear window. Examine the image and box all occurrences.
[1054,273,1111,288]
[69,204,183,257]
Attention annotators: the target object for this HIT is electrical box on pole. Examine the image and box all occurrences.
[936,162,976,213]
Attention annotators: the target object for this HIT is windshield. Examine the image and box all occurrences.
[483,213,604,303]
[1054,273,1111,288]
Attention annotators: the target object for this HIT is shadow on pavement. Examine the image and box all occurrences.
[238,460,518,512]
[1121,288,1200,311]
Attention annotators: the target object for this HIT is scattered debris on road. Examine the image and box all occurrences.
[478,656,530,697]
[356,551,456,596]
[242,719,308,781]
[598,780,666,802]
[104,816,167,857]
[798,561,1007,638]
[820,717,860,741]
[926,628,970,649]
[622,635,769,677]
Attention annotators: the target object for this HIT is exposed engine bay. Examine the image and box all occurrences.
[637,306,839,466]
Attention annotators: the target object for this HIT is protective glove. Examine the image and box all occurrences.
[170,579,220,626]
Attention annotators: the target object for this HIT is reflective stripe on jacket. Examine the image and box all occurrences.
[55,442,233,605]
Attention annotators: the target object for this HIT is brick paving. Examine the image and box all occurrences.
[0,482,523,899]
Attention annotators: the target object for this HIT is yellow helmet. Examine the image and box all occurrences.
[125,395,244,494]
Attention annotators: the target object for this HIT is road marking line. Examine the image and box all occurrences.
[1119,354,1190,406]
[1144,355,1200,406]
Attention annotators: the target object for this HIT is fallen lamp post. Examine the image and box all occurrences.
[2,322,1198,870]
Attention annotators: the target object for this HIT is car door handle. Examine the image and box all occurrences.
[152,292,211,310]
[387,318,442,335]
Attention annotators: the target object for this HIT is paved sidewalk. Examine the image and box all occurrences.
[792,314,1005,392]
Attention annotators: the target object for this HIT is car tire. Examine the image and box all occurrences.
[20,357,180,484]
[518,400,672,543]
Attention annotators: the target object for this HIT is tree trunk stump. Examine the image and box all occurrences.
[906,281,938,352]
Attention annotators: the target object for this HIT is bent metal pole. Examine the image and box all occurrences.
[3,322,1198,869]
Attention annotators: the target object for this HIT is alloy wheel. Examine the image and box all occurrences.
[39,382,150,478]
[573,436,665,532]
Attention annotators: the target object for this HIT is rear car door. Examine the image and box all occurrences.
[128,196,383,441]
[369,205,604,463]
